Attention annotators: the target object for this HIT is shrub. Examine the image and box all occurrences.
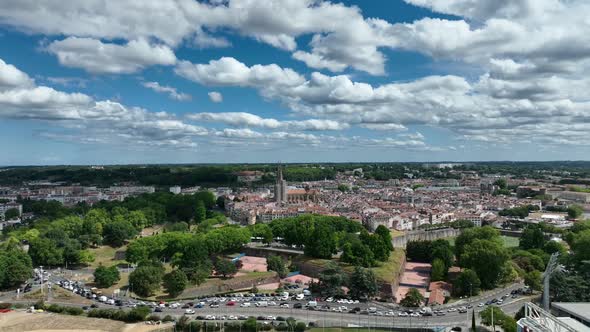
[162,315,175,322]
[147,314,162,321]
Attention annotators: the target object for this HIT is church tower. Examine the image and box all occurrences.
[274,165,287,204]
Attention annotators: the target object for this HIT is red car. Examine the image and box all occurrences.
[226,301,236,306]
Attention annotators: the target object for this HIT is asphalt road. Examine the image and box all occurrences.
[0,269,529,330]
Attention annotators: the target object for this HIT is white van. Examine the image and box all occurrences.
[98,295,107,302]
[307,300,318,307]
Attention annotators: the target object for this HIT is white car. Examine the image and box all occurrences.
[296,294,305,300]
[229,315,237,320]
[205,315,215,320]
[326,297,334,302]
[266,316,276,321]
[478,303,484,307]
[185,309,195,314]
[240,302,251,307]
[280,304,290,308]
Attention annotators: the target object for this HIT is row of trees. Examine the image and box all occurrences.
[268,215,394,266]
[123,226,252,296]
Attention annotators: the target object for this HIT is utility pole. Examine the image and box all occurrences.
[491,306,494,332]
[543,253,561,310]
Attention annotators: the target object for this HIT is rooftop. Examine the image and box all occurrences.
[552,302,590,321]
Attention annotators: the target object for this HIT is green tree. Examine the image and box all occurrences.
[195,200,206,224]
[493,178,507,189]
[431,239,454,268]
[480,306,517,332]
[524,270,542,291]
[216,196,226,209]
[520,225,545,250]
[461,239,509,289]
[243,318,258,332]
[173,238,212,285]
[129,263,165,297]
[348,266,377,300]
[127,210,148,230]
[28,238,63,266]
[0,248,33,290]
[431,258,446,281]
[312,262,346,297]
[102,219,136,247]
[250,224,273,244]
[400,288,424,307]
[567,205,584,219]
[93,265,121,288]
[337,184,349,192]
[266,255,288,278]
[543,240,566,255]
[215,258,237,278]
[374,225,393,251]
[163,269,188,297]
[3,208,20,220]
[453,269,481,297]
[455,226,501,261]
[341,241,375,267]
[572,229,590,263]
[304,221,337,259]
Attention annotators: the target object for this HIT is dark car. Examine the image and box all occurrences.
[155,307,163,312]
[90,304,98,308]
[293,303,302,309]
[257,316,266,321]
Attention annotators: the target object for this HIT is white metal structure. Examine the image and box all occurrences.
[517,302,578,332]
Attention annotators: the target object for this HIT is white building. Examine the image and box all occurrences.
[169,186,182,194]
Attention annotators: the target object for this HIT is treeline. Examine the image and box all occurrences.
[0,166,237,186]
[0,191,218,291]
[0,165,339,187]
[498,205,539,218]
[125,226,251,296]
[267,215,394,266]
[551,220,590,302]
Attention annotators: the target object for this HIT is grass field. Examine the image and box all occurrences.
[88,245,128,269]
[501,235,520,248]
[297,249,405,284]
[370,249,405,283]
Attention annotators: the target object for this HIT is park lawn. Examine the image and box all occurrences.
[137,270,277,300]
[390,229,405,238]
[501,235,520,248]
[98,271,130,296]
[87,245,128,269]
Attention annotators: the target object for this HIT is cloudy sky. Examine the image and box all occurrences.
[1,0,589,165]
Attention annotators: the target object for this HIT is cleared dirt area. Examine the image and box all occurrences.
[0,311,173,332]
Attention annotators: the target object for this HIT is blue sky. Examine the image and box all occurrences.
[0,0,589,165]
